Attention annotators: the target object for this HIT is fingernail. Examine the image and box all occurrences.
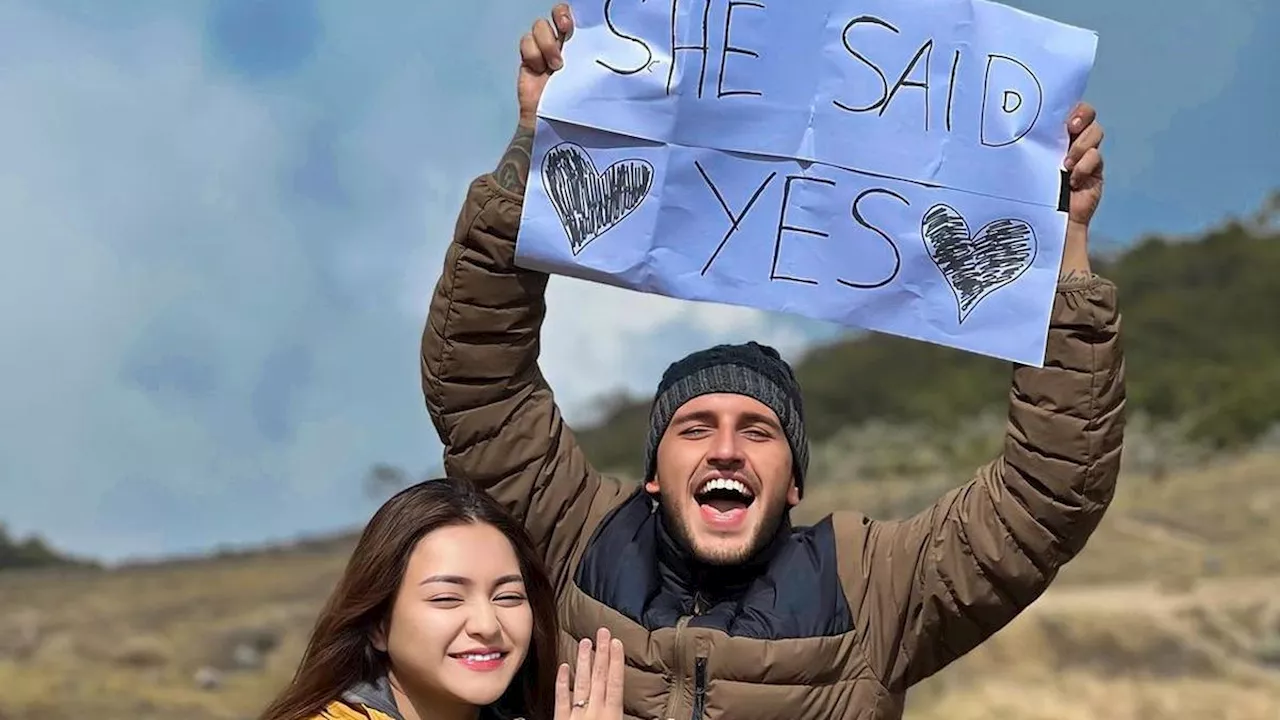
[550,56,563,70]
[1072,117,1082,128]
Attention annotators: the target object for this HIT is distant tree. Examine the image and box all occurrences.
[362,463,411,501]
[0,523,95,572]
[1250,189,1280,233]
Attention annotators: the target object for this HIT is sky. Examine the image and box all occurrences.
[0,0,1275,563]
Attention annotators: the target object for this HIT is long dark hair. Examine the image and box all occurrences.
[259,477,559,720]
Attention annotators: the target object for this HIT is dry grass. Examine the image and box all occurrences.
[1,451,1276,720]
[902,577,1280,720]
[798,447,1280,586]
[0,540,355,720]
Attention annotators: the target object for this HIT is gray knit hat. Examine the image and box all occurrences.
[643,341,808,496]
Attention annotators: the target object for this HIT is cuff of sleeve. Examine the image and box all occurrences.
[469,173,527,249]
[482,172,526,205]
[1046,274,1119,354]
[1055,272,1105,293]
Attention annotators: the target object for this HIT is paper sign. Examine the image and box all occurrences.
[514,0,1099,366]
[518,119,1068,364]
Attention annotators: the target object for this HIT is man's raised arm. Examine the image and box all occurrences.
[836,104,1126,692]
[420,123,615,578]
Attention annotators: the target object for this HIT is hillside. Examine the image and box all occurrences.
[0,449,1276,720]
[575,193,1280,478]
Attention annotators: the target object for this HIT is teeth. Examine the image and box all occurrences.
[461,652,502,661]
[700,478,752,497]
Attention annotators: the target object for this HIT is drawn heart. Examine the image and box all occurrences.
[541,142,654,255]
[921,204,1037,323]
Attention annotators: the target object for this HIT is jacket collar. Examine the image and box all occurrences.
[341,676,521,720]
[341,677,404,719]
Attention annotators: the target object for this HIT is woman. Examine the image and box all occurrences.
[259,477,624,720]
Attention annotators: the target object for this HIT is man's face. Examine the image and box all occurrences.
[645,393,800,566]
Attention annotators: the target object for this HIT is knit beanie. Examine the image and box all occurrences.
[643,341,809,496]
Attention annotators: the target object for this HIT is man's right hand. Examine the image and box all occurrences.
[517,3,575,129]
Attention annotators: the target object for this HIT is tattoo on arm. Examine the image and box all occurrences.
[1058,268,1090,284]
[494,125,535,195]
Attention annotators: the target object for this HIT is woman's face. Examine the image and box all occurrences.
[375,521,534,712]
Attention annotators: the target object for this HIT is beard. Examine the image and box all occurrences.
[656,486,790,566]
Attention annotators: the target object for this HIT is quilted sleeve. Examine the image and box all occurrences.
[836,275,1127,692]
[420,174,626,586]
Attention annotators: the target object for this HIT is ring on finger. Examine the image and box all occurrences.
[572,700,588,708]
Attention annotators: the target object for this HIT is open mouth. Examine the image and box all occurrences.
[694,477,756,515]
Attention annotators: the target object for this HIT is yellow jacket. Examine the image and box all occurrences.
[311,698,521,720]
[312,700,397,720]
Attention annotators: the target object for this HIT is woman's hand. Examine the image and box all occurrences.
[554,627,625,720]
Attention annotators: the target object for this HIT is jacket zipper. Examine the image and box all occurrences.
[690,656,707,720]
[668,596,708,720]
[662,616,691,720]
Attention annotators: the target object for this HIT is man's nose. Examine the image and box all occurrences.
[707,427,745,465]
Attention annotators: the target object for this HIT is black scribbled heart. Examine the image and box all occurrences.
[921,204,1038,324]
[541,142,654,255]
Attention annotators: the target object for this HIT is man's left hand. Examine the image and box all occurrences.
[1064,101,1105,227]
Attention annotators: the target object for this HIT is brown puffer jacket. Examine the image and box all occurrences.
[421,174,1126,720]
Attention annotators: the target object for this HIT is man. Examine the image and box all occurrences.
[421,5,1124,719]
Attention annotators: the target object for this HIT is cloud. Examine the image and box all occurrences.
[0,3,372,558]
[205,0,321,80]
